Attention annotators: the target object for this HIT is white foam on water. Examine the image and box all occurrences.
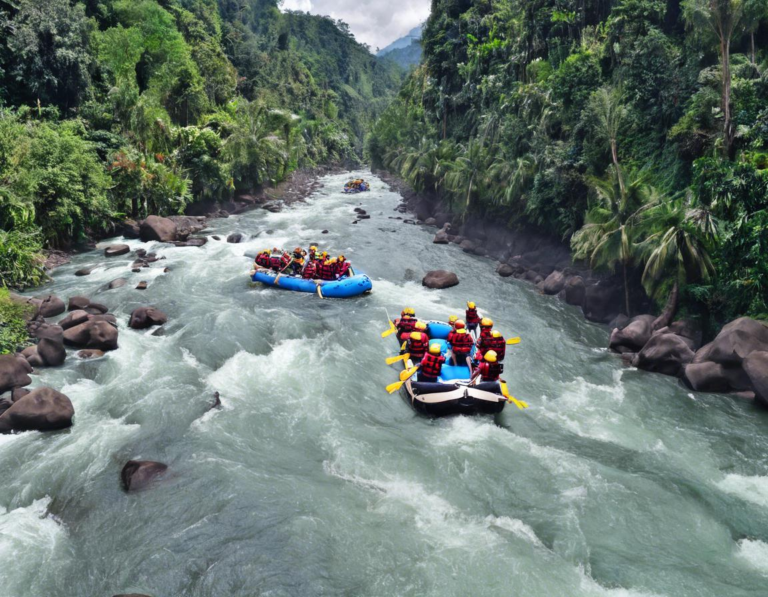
[716,474,768,508]
[735,538,768,576]
[432,416,497,451]
[0,498,69,596]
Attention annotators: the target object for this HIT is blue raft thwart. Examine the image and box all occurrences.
[251,270,373,298]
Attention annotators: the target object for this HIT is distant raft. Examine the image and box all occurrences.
[395,321,506,417]
[343,179,369,194]
[251,269,373,298]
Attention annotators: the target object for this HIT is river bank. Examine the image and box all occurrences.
[376,169,768,408]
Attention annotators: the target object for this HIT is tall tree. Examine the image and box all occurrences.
[683,0,749,157]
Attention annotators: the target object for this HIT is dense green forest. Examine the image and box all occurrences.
[369,0,768,328]
[0,0,401,289]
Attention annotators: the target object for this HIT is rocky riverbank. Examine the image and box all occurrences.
[378,170,768,409]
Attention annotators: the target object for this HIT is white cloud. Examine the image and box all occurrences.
[280,0,430,51]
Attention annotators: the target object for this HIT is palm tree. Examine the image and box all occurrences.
[443,139,492,216]
[590,86,628,194]
[571,165,651,315]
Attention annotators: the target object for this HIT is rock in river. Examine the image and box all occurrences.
[139,215,177,243]
[104,244,130,258]
[422,270,459,289]
[0,355,32,394]
[63,320,119,351]
[121,460,168,492]
[0,387,74,434]
[129,307,167,330]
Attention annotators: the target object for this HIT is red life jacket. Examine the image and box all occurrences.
[466,307,480,324]
[408,333,429,360]
[302,262,317,279]
[269,255,283,270]
[485,336,506,361]
[337,261,351,278]
[447,331,457,346]
[480,326,493,339]
[281,253,291,267]
[478,361,503,382]
[420,353,445,378]
[451,332,474,355]
[255,254,270,268]
[397,317,417,335]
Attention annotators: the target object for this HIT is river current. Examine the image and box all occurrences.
[2,172,768,597]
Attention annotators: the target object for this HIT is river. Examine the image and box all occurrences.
[2,172,768,597]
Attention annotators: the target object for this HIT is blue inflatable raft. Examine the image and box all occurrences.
[251,269,372,298]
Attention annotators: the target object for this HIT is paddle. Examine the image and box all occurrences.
[386,366,419,393]
[381,319,397,338]
[400,365,419,381]
[500,380,529,410]
[386,353,410,365]
[506,336,521,345]
[316,284,324,299]
[273,258,294,286]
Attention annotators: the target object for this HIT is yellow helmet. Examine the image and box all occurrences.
[415,321,427,331]
[338,255,346,262]
[467,301,476,309]
[410,331,422,341]
[328,258,337,264]
[429,343,441,355]
[322,251,328,258]
[310,246,317,251]
[404,307,415,316]
[484,350,498,363]
[492,330,502,338]
[448,315,458,324]
[481,318,493,327]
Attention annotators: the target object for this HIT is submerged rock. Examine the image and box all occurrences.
[136,281,148,290]
[129,307,167,330]
[108,278,127,290]
[0,387,74,434]
[226,233,243,244]
[422,270,459,289]
[75,267,94,277]
[121,460,168,492]
[105,244,130,258]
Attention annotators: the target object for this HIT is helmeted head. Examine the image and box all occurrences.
[410,331,422,341]
[480,317,493,328]
[429,343,442,356]
[448,315,458,324]
[455,320,466,330]
[338,255,346,262]
[484,350,498,363]
[415,321,427,331]
[294,247,302,254]
[272,247,279,253]
[310,246,317,252]
[321,251,328,258]
[467,301,476,309]
[491,330,502,338]
[402,307,415,316]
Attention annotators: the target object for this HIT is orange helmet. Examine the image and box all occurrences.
[455,320,466,330]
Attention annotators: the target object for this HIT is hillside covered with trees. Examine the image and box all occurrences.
[0,0,401,289]
[369,0,768,331]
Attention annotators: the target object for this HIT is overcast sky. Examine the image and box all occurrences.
[280,0,430,51]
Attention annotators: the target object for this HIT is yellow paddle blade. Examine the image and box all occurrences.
[400,341,407,351]
[386,353,409,365]
[386,380,405,394]
[506,337,521,345]
[500,381,529,410]
[381,327,396,338]
[399,366,418,382]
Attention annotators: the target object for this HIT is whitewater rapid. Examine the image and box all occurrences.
[2,172,768,597]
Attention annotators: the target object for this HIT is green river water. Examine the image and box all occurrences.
[2,172,768,597]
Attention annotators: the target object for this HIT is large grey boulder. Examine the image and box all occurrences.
[609,314,656,354]
[63,320,119,351]
[541,270,567,295]
[633,333,695,377]
[139,215,177,243]
[743,351,768,407]
[0,387,74,434]
[422,270,459,289]
[105,244,130,258]
[564,276,586,307]
[0,355,33,394]
[696,318,768,366]
[128,307,168,330]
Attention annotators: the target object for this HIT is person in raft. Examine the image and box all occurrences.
[418,343,445,383]
[308,245,319,263]
[407,329,430,362]
[471,350,503,383]
[336,255,352,278]
[290,247,306,275]
[254,249,271,269]
[476,329,506,362]
[450,328,474,365]
[396,308,417,340]
[465,301,481,334]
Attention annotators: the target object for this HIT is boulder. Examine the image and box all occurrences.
[174,237,208,247]
[226,233,243,244]
[424,217,437,226]
[121,460,168,492]
[136,281,148,290]
[122,219,141,239]
[609,315,656,354]
[75,267,93,277]
[683,361,751,393]
[744,352,768,407]
[77,349,105,360]
[91,313,118,327]
[63,320,119,351]
[541,271,567,295]
[108,278,127,290]
[128,307,167,330]
[105,244,130,258]
[68,296,91,311]
[697,317,768,367]
[88,303,109,314]
[564,276,586,307]
[139,215,177,243]
[668,320,703,349]
[582,283,622,324]
[0,399,12,417]
[34,295,66,318]
[31,323,63,343]
[59,310,90,330]
[472,246,488,257]
[608,314,630,331]
[11,387,30,402]
[0,387,74,434]
[633,333,695,377]
[422,270,460,289]
[36,337,66,367]
[496,263,515,278]
[433,230,450,244]
[0,355,32,394]
[459,239,476,253]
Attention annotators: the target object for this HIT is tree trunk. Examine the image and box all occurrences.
[652,280,679,331]
[622,261,631,317]
[611,139,625,196]
[721,36,733,158]
[442,103,447,140]
[751,32,756,65]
